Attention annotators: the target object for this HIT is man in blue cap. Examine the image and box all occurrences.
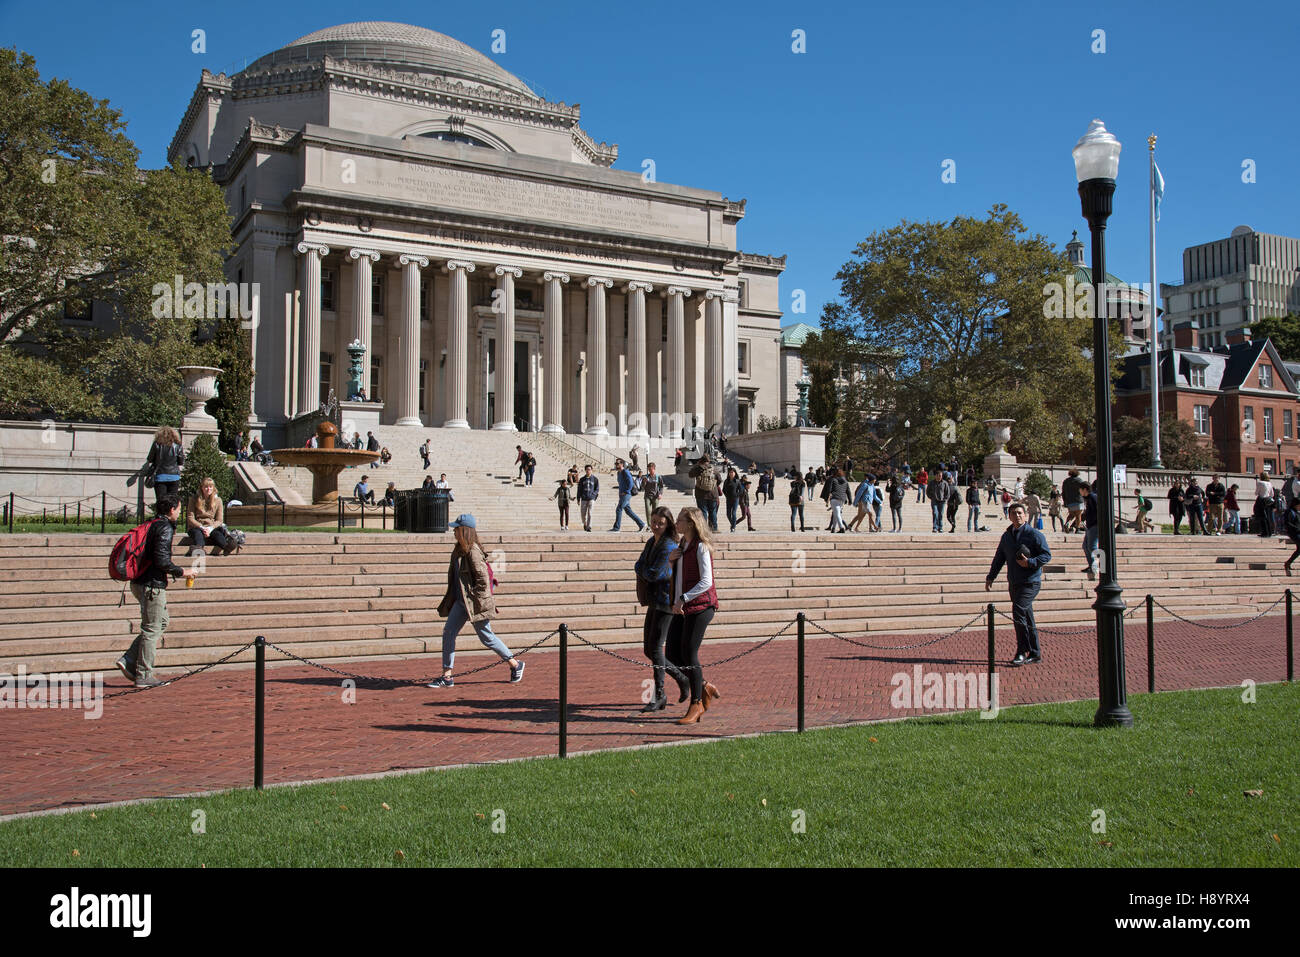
[985,501,1052,666]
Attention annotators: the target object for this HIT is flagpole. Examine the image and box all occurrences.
[1148,134,1163,469]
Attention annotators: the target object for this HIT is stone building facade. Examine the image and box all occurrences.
[168,21,786,444]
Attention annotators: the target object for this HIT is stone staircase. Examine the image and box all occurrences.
[1,531,1291,676]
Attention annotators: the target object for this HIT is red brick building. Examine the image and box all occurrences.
[1114,324,1300,474]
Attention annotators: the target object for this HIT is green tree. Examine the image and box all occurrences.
[830,205,1126,469]
[0,48,235,423]
[179,433,235,503]
[1112,415,1222,471]
[1247,315,1300,361]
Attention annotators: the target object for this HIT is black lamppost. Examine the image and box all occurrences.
[904,419,911,467]
[1073,118,1134,728]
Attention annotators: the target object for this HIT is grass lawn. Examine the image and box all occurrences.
[1,684,1294,867]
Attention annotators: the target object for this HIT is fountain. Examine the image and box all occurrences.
[270,420,377,503]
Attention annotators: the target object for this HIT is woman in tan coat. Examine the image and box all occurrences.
[426,514,524,688]
[187,477,236,555]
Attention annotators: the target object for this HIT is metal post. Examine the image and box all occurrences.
[559,623,568,758]
[262,492,268,534]
[100,491,106,533]
[8,492,12,533]
[76,502,80,526]
[337,497,343,532]
[1288,589,1294,683]
[360,502,365,530]
[1080,173,1133,728]
[796,612,806,732]
[382,502,387,531]
[986,602,996,677]
[254,636,265,790]
[281,502,285,527]
[1147,594,1155,693]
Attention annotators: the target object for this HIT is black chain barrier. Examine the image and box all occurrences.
[260,629,559,686]
[993,602,1143,636]
[566,618,797,671]
[104,640,259,699]
[804,608,986,650]
[1150,595,1286,631]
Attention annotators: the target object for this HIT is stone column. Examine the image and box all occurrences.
[666,286,691,437]
[721,288,740,436]
[492,265,522,431]
[443,260,475,429]
[542,271,569,433]
[704,290,725,430]
[348,248,381,377]
[395,255,428,426]
[295,242,330,415]
[586,277,613,435]
[626,281,654,441]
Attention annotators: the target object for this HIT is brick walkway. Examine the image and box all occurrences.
[0,612,1289,816]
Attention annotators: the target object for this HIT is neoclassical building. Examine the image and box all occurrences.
[169,21,786,442]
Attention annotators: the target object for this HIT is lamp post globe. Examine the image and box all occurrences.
[1073,118,1134,728]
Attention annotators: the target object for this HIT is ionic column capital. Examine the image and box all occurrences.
[295,242,330,257]
[445,260,477,274]
[721,289,740,303]
[625,281,654,294]
[704,289,725,301]
[494,264,524,278]
[586,276,613,289]
[543,271,570,284]
[398,254,429,269]
[348,247,382,262]
[666,286,693,299]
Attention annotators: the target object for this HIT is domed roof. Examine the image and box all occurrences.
[242,21,537,99]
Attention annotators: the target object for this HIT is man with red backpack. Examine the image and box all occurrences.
[115,496,194,687]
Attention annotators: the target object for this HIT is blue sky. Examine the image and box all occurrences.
[4,0,1297,330]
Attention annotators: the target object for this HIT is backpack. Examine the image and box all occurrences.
[630,474,644,494]
[789,483,803,506]
[485,561,498,594]
[696,469,717,496]
[109,520,155,582]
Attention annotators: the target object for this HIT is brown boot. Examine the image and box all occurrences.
[702,682,720,711]
[676,701,705,724]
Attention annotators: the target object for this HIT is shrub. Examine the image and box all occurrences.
[180,433,236,503]
[1024,469,1053,500]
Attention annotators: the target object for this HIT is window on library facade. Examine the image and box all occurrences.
[371,275,385,316]
[321,269,335,311]
[1194,405,1210,434]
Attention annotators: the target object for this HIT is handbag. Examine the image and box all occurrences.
[1035,516,1043,530]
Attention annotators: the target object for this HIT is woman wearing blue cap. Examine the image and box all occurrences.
[426,513,524,688]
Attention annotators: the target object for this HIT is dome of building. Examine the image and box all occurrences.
[242,21,538,99]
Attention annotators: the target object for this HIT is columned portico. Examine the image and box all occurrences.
[444,259,475,429]
[395,254,427,426]
[348,248,381,369]
[585,277,613,435]
[295,242,330,416]
[542,271,569,433]
[626,281,653,441]
[704,290,725,430]
[492,265,522,430]
[665,286,691,434]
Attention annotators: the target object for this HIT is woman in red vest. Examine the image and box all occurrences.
[666,507,721,724]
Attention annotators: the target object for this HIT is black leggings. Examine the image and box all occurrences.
[1288,539,1300,566]
[666,606,716,703]
[642,607,687,698]
[189,524,232,553]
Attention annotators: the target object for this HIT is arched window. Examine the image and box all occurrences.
[419,131,496,149]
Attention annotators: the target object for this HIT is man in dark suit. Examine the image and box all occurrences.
[986,502,1053,666]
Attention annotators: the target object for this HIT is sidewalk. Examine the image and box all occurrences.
[0,615,1288,816]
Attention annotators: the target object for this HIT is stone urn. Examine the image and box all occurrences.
[983,419,1016,456]
[178,365,222,433]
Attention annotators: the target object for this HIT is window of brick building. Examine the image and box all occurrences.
[1264,408,1274,442]
[1194,405,1210,435]
[1260,364,1273,388]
